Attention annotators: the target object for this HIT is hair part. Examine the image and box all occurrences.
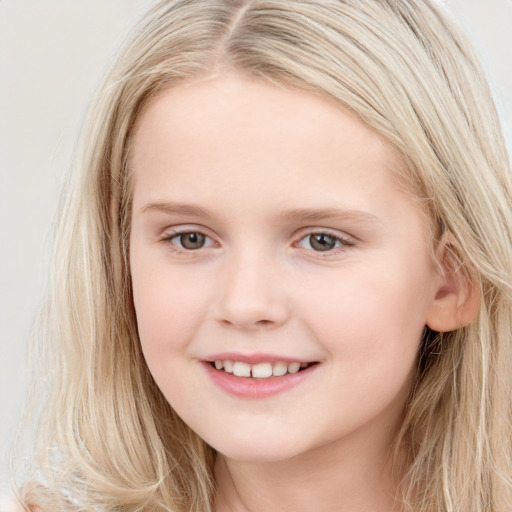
[17,1,512,511]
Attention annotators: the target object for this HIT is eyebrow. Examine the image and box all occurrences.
[279,207,381,225]
[140,201,381,225]
[141,201,210,217]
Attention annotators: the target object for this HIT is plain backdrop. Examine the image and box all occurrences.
[0,1,510,509]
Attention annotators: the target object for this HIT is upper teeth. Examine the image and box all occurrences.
[214,360,308,378]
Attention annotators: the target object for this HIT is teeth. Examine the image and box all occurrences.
[212,360,311,378]
[272,362,288,377]
[287,362,301,374]
[252,362,273,378]
[233,362,251,377]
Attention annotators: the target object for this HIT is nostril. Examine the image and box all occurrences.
[255,319,273,326]
[218,318,278,329]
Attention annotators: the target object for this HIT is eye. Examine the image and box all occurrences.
[165,231,215,251]
[297,232,353,252]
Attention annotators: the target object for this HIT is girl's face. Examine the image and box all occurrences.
[129,72,442,462]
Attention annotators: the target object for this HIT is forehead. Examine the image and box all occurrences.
[129,72,420,222]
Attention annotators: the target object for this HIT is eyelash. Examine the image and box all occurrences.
[160,229,217,256]
[295,231,354,255]
[160,228,354,256]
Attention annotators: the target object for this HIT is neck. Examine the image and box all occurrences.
[213,425,405,512]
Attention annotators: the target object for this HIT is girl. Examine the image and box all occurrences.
[17,1,512,511]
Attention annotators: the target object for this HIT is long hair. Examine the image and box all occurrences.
[17,1,512,511]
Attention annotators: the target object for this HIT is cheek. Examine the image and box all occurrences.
[298,261,430,372]
[131,265,213,404]
[300,276,425,433]
[130,259,210,360]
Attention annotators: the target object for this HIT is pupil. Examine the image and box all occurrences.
[310,234,335,251]
[181,232,205,250]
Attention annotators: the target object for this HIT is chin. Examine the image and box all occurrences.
[217,446,303,463]
[205,432,310,463]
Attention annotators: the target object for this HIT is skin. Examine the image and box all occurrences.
[129,71,451,512]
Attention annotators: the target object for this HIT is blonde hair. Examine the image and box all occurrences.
[17,1,512,511]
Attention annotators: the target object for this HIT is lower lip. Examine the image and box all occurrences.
[202,362,318,399]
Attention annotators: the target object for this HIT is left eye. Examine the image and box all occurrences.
[169,231,213,250]
[297,233,350,252]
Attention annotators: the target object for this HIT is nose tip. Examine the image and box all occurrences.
[215,258,289,330]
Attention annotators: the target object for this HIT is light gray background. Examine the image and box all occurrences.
[1,1,511,510]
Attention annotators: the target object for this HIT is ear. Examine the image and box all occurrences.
[426,234,481,333]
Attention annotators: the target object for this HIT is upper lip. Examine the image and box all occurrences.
[203,352,316,364]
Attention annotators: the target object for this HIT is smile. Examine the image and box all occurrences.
[203,356,319,399]
[212,360,312,378]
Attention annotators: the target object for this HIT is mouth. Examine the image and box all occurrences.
[208,360,318,379]
[203,355,320,398]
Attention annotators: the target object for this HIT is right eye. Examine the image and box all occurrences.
[166,231,215,251]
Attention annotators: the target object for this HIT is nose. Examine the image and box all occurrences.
[215,250,290,330]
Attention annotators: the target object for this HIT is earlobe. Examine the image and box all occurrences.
[426,234,480,333]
